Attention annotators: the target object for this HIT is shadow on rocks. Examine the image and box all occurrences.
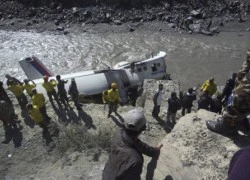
[77,109,96,130]
[42,120,60,151]
[2,124,23,148]
[155,117,172,133]
[21,110,35,128]
[110,114,124,128]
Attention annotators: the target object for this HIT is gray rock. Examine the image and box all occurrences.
[168,23,175,28]
[190,24,201,33]
[56,26,64,31]
[129,27,135,32]
[246,27,250,31]
[211,26,220,34]
[26,21,32,26]
[190,10,202,19]
[113,20,122,25]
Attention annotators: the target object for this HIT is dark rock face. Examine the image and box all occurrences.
[0,0,249,35]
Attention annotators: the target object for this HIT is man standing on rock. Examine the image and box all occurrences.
[166,92,181,125]
[152,83,164,118]
[221,73,237,105]
[181,88,196,116]
[102,108,163,180]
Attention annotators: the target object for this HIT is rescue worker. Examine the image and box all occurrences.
[56,75,70,109]
[32,88,50,121]
[152,84,164,118]
[181,88,196,116]
[5,74,22,86]
[8,80,28,109]
[0,81,12,105]
[68,78,82,110]
[23,79,36,97]
[221,73,237,105]
[166,92,181,125]
[107,82,119,118]
[26,104,47,132]
[102,108,163,180]
[42,76,61,107]
[200,77,217,96]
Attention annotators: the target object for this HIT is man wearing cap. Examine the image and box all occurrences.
[102,108,163,180]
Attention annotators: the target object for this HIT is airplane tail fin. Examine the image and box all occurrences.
[19,56,54,80]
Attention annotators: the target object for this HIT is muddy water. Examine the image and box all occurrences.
[0,30,249,89]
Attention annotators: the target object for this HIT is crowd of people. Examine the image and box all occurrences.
[0,75,83,134]
[150,74,237,127]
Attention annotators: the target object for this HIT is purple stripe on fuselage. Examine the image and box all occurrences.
[30,59,52,77]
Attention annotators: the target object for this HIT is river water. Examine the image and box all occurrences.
[0,29,249,89]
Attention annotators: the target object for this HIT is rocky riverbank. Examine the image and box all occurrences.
[0,0,249,35]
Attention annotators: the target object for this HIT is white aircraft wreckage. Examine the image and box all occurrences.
[19,51,169,104]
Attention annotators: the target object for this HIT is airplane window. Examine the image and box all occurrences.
[138,67,142,72]
[157,63,161,67]
[143,66,147,71]
[151,64,157,72]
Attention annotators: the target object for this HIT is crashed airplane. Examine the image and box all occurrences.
[19,51,169,104]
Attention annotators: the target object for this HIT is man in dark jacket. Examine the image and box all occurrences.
[210,94,223,114]
[166,92,181,124]
[68,78,82,110]
[181,88,196,116]
[102,108,163,180]
[221,73,237,105]
[56,75,70,109]
[198,90,214,111]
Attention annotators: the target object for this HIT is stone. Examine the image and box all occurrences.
[56,26,64,31]
[113,20,122,25]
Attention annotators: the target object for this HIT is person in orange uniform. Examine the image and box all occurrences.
[23,79,36,97]
[42,76,61,107]
[107,83,120,118]
[32,88,50,121]
[8,80,27,109]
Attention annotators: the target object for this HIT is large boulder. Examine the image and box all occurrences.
[142,110,246,180]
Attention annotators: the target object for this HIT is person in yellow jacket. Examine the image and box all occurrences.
[32,88,50,121]
[107,83,120,118]
[23,79,36,97]
[200,77,217,96]
[42,76,61,107]
[8,80,27,109]
[26,104,47,132]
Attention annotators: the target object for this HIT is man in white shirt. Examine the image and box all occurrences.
[152,84,164,118]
